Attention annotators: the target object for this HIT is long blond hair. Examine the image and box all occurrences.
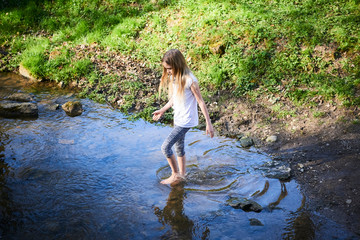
[159,49,190,100]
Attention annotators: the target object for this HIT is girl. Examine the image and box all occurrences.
[152,49,214,185]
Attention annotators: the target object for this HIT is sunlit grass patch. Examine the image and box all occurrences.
[0,0,359,108]
[102,17,146,51]
[20,38,50,78]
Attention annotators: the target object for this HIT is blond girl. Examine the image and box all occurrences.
[152,49,214,185]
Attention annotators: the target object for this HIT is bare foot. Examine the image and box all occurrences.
[161,173,185,185]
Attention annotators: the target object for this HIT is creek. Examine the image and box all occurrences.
[0,73,355,239]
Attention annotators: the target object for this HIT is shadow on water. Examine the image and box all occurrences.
[0,73,358,239]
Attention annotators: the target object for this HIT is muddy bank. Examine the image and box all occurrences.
[208,93,360,235]
[262,122,360,235]
[6,44,360,236]
[203,90,360,235]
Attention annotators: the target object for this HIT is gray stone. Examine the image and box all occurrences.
[249,218,264,226]
[45,103,60,111]
[266,135,277,143]
[266,165,291,180]
[0,101,38,118]
[7,92,35,102]
[62,101,83,117]
[39,100,60,111]
[227,197,263,212]
[240,137,254,148]
[257,160,291,180]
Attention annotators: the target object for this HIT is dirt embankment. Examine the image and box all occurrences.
[257,111,360,236]
[9,45,360,236]
[208,94,360,235]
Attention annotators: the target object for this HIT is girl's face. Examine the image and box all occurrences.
[162,62,173,76]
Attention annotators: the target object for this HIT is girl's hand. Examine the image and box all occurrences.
[206,123,214,138]
[152,110,164,121]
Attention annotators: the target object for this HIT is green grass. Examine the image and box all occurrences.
[1,0,359,109]
[313,111,326,118]
[271,103,297,119]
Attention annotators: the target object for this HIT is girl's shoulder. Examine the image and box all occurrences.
[185,71,198,88]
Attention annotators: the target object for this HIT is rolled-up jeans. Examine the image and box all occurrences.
[161,125,190,158]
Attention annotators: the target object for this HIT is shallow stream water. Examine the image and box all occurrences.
[0,73,357,239]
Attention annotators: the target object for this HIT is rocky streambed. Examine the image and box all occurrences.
[0,91,85,117]
[0,92,38,118]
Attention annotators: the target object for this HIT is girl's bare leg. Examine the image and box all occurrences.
[161,155,180,184]
[167,154,178,174]
[161,155,186,185]
[178,155,186,177]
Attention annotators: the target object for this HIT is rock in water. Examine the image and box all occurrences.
[45,103,60,111]
[256,160,292,180]
[62,101,83,117]
[249,218,264,226]
[0,102,38,118]
[240,137,254,148]
[227,197,263,212]
[7,93,35,102]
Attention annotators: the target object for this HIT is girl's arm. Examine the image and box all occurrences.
[152,98,173,121]
[190,82,214,138]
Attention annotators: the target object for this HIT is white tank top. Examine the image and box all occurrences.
[172,72,199,128]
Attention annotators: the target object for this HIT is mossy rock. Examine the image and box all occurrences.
[240,137,254,148]
[62,101,83,117]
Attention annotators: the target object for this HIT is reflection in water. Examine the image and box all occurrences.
[202,144,228,156]
[283,212,315,240]
[188,139,201,146]
[251,180,270,197]
[269,182,288,210]
[154,184,210,239]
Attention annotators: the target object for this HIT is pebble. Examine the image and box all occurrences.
[346,199,352,204]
